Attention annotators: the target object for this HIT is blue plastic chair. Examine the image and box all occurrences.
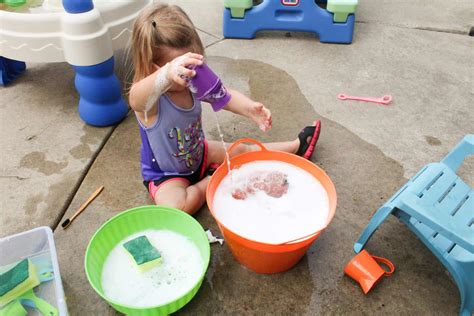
[354,135,474,316]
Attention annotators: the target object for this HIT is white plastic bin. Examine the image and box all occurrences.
[0,227,68,315]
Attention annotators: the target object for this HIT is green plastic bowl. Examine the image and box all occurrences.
[84,206,210,315]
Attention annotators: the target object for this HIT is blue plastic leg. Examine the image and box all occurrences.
[460,291,474,316]
[459,274,474,316]
[318,14,355,44]
[353,206,394,253]
[62,0,93,13]
[71,57,128,127]
[441,135,474,173]
[0,57,26,86]
[223,9,258,39]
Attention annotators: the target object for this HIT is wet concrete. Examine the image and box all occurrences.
[425,135,442,146]
[20,151,69,176]
[54,58,459,315]
[0,62,113,237]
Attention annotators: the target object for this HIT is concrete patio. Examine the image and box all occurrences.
[1,0,473,314]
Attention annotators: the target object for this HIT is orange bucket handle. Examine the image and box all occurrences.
[372,256,395,276]
[225,138,269,165]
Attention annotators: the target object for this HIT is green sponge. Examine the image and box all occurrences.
[123,236,162,272]
[0,259,39,307]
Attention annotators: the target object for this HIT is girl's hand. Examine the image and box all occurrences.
[248,102,272,132]
[165,52,204,87]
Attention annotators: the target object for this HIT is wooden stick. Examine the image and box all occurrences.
[61,186,104,230]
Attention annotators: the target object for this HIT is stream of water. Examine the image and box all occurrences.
[213,111,233,184]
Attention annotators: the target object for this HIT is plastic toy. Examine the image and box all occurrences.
[223,0,358,44]
[0,0,151,126]
[338,94,393,105]
[344,250,395,294]
[189,63,231,112]
[354,135,474,316]
[0,57,26,86]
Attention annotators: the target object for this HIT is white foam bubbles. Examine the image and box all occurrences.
[101,230,203,308]
[213,160,330,244]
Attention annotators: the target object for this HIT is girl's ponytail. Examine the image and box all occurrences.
[132,6,158,82]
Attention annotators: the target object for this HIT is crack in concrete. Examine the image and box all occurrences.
[356,20,470,36]
[0,175,29,180]
[205,38,226,49]
[196,27,222,40]
[50,116,124,232]
[196,16,471,42]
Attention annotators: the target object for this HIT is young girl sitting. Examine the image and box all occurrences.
[129,4,321,215]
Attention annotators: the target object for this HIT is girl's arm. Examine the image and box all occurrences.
[129,68,164,112]
[129,53,204,112]
[223,88,272,132]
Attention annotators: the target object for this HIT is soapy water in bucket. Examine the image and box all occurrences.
[101,230,203,308]
[213,160,330,244]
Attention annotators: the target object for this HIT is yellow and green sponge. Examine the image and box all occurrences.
[0,259,40,308]
[123,236,162,272]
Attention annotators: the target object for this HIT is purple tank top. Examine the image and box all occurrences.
[138,93,205,181]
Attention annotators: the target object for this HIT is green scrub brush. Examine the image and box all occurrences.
[123,235,162,272]
[0,259,39,308]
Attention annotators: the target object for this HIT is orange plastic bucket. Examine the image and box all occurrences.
[206,138,337,274]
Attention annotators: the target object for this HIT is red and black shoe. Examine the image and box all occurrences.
[295,120,321,160]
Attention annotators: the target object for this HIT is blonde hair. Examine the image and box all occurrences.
[131,4,204,83]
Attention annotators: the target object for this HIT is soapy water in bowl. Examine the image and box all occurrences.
[213,160,330,244]
[101,230,203,308]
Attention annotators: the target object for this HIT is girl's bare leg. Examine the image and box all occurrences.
[153,177,210,215]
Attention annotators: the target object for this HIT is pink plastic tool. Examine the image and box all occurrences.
[338,94,393,105]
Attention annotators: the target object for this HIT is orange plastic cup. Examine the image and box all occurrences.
[344,250,395,294]
[207,138,337,274]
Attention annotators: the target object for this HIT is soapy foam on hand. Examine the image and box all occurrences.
[101,230,203,308]
[213,161,330,244]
